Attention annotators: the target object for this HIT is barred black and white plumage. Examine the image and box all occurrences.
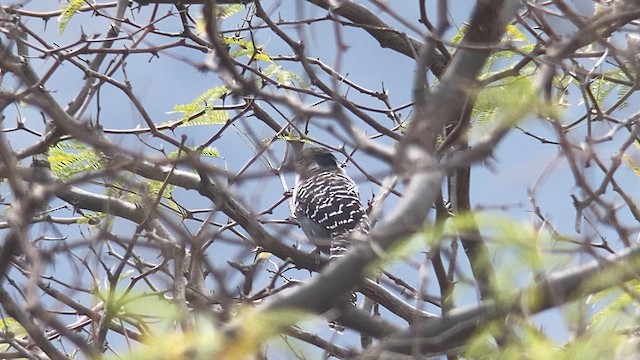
[293,148,369,259]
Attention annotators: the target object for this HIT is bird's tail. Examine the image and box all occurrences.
[329,234,350,259]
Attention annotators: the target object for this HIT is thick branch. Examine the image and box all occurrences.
[127,160,327,271]
[403,0,522,153]
[367,245,640,356]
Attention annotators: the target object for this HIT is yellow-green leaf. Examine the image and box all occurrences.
[49,141,102,179]
[624,153,640,177]
[59,0,84,35]
[168,86,231,126]
[505,24,527,42]
[217,4,244,19]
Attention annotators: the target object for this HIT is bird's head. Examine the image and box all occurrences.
[295,147,341,180]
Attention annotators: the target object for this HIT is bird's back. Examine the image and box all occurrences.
[294,170,369,257]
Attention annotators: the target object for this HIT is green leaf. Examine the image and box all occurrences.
[589,75,618,107]
[465,320,561,360]
[0,317,28,353]
[218,307,312,359]
[222,36,272,62]
[590,280,640,328]
[452,24,528,45]
[575,69,633,109]
[77,212,107,226]
[0,317,27,337]
[623,153,640,177]
[126,321,219,359]
[49,141,103,179]
[168,86,231,126]
[182,109,230,126]
[261,63,308,89]
[147,180,175,200]
[196,4,245,34]
[451,24,468,44]
[200,147,221,158]
[104,173,133,199]
[262,134,308,144]
[58,0,84,35]
[615,84,631,110]
[173,86,230,113]
[228,43,272,62]
[166,146,221,160]
[217,4,244,19]
[222,36,249,47]
[473,76,561,128]
[505,24,527,42]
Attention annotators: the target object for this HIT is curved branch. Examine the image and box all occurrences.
[304,0,447,76]
[367,245,640,356]
[127,159,328,271]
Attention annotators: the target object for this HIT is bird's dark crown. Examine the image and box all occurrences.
[296,148,340,175]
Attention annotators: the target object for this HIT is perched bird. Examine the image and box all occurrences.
[293,147,370,259]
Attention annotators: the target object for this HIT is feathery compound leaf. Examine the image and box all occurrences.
[167,147,221,160]
[222,36,272,62]
[615,84,632,110]
[473,76,561,126]
[589,281,640,332]
[216,308,311,360]
[149,180,181,212]
[589,75,618,106]
[49,141,102,179]
[451,24,468,44]
[261,63,280,77]
[196,4,245,34]
[623,153,640,177]
[229,44,272,62]
[505,24,527,42]
[200,147,221,158]
[104,173,134,199]
[175,86,230,112]
[0,317,27,337]
[183,109,230,126]
[0,317,28,353]
[276,69,308,88]
[262,134,309,144]
[169,86,231,126]
[217,4,244,19]
[222,36,247,46]
[261,63,308,88]
[148,180,175,200]
[58,0,84,35]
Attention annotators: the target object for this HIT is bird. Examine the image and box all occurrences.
[293,147,370,260]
